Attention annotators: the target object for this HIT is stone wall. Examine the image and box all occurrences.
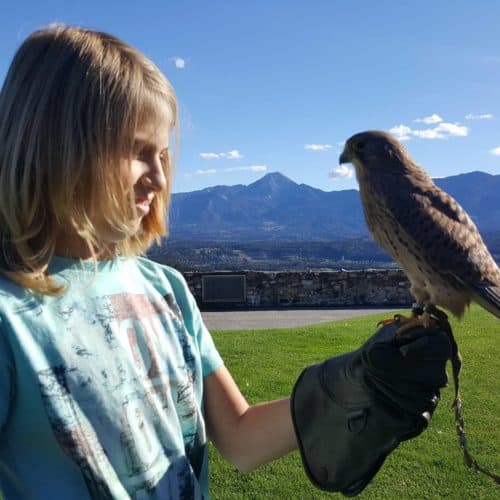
[183,269,413,309]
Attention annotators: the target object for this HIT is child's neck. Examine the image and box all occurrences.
[54,231,118,261]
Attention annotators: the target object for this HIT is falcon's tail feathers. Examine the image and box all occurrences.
[472,285,500,319]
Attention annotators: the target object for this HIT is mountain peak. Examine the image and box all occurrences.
[247,171,296,192]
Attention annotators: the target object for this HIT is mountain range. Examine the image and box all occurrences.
[168,171,500,241]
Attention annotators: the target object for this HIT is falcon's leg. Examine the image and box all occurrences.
[377,303,429,330]
[394,303,435,334]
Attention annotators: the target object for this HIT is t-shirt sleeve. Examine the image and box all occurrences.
[0,319,14,432]
[163,267,224,377]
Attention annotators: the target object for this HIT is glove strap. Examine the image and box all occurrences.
[426,306,500,485]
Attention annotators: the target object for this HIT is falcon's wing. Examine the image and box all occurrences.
[473,284,500,318]
[385,184,500,291]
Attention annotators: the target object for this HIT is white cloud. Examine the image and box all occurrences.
[305,144,333,151]
[329,165,353,179]
[173,57,186,69]
[390,121,468,141]
[194,165,267,176]
[489,146,500,156]
[195,168,217,175]
[249,165,267,172]
[225,165,267,172]
[200,149,244,160]
[431,122,468,137]
[389,124,412,141]
[412,128,443,139]
[225,149,243,160]
[200,152,221,160]
[414,114,443,124]
[465,113,494,120]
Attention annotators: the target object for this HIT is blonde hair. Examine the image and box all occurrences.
[0,25,178,295]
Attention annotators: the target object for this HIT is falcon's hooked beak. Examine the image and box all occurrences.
[339,144,353,165]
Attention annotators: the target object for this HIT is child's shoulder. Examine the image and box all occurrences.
[133,257,196,312]
[134,257,189,293]
[0,272,28,300]
[0,273,38,318]
[135,256,185,280]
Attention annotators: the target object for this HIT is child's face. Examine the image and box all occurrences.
[128,101,172,222]
[56,101,173,259]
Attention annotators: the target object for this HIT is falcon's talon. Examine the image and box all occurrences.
[387,307,437,335]
[376,303,441,335]
[376,318,393,327]
[376,313,405,327]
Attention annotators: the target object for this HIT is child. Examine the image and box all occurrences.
[0,24,296,499]
[0,25,449,499]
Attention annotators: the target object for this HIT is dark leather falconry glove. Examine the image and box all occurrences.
[291,319,451,497]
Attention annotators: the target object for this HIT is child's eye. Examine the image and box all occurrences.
[134,149,148,162]
[159,149,169,164]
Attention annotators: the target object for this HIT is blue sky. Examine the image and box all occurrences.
[1,1,500,193]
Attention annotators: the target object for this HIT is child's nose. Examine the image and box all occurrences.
[145,158,167,192]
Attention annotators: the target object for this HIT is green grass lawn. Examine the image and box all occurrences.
[208,305,499,499]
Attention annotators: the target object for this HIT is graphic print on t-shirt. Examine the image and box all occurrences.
[36,292,205,499]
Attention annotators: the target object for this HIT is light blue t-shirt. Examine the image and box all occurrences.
[0,256,223,499]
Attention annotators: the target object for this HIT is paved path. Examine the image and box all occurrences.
[201,307,399,330]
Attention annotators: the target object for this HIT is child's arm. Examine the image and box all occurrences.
[203,365,297,472]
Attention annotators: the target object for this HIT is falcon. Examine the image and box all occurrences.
[339,130,500,324]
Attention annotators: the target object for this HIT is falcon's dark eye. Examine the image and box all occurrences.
[355,141,365,151]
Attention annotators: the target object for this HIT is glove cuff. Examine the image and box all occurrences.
[291,354,428,496]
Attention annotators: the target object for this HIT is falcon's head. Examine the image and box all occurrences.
[339,130,414,177]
